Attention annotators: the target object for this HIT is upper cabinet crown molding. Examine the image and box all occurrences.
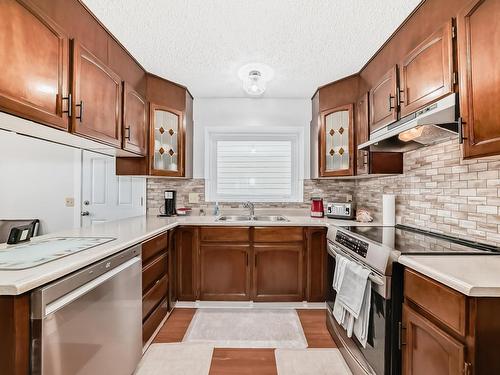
[458,0,500,159]
[0,0,70,130]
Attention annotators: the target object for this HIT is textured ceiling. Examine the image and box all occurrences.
[82,0,421,98]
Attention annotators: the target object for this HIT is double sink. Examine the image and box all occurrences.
[216,215,289,222]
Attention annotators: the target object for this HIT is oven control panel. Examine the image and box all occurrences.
[335,231,369,258]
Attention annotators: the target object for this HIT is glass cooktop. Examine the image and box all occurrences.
[339,224,500,255]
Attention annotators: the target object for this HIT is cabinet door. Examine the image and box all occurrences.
[252,244,304,302]
[356,92,370,176]
[320,104,354,177]
[0,0,69,129]
[306,227,327,302]
[71,41,122,147]
[369,66,398,133]
[458,0,500,159]
[175,227,198,301]
[403,304,465,375]
[199,244,250,301]
[150,103,185,177]
[122,82,147,155]
[399,21,454,117]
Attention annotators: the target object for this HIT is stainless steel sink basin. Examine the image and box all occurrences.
[253,215,289,222]
[216,215,252,222]
[216,215,289,222]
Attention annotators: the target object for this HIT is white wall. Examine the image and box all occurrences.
[0,129,81,234]
[193,98,311,178]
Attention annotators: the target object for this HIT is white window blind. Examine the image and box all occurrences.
[205,128,304,202]
[217,140,292,197]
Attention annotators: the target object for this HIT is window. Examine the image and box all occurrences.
[205,127,304,202]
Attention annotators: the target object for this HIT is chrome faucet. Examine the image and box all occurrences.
[243,201,255,218]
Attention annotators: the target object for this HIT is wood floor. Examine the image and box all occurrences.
[152,308,335,375]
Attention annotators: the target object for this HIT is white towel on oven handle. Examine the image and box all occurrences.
[332,254,355,335]
[337,261,372,319]
[353,278,372,348]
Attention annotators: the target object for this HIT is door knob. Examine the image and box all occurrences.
[81,211,90,216]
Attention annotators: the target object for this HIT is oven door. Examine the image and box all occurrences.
[326,241,392,375]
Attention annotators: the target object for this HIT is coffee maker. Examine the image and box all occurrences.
[159,190,176,217]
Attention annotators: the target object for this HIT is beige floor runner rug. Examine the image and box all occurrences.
[275,348,353,375]
[183,308,308,348]
[134,343,213,375]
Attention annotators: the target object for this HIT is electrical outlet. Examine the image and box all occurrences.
[65,197,75,207]
[188,193,200,204]
[346,194,353,202]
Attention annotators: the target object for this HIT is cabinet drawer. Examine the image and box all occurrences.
[254,227,303,243]
[142,297,168,345]
[200,227,249,242]
[404,269,466,336]
[142,232,168,265]
[142,274,168,321]
[142,253,168,293]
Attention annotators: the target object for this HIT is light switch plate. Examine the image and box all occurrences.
[346,194,353,202]
[65,197,75,207]
[188,193,200,204]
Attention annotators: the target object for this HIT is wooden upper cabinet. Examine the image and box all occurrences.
[399,20,454,118]
[356,92,370,175]
[403,304,465,375]
[320,104,354,177]
[149,103,184,177]
[458,0,500,159]
[369,66,398,133]
[71,40,122,147]
[122,82,147,155]
[0,0,70,129]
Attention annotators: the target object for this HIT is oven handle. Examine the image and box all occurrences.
[327,243,385,287]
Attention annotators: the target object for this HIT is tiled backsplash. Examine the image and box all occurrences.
[146,179,355,214]
[354,140,500,246]
[147,139,500,245]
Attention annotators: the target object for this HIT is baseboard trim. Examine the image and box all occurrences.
[174,301,327,309]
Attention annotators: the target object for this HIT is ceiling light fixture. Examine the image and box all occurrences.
[238,63,274,97]
[244,70,265,96]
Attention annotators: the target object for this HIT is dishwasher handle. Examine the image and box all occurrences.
[44,257,140,317]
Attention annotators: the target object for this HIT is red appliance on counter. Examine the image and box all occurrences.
[310,197,324,218]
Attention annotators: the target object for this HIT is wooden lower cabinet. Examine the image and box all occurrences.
[174,226,326,303]
[199,244,251,300]
[403,304,465,375]
[175,226,198,301]
[252,244,304,302]
[141,231,170,345]
[403,268,500,375]
[306,227,327,302]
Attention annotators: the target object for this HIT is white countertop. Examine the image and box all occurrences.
[0,214,375,296]
[398,255,500,297]
[4,214,499,298]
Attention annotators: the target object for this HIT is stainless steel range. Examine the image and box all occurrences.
[325,224,499,375]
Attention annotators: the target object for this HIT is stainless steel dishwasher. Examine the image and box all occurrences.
[31,245,142,375]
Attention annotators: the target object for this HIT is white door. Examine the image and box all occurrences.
[81,151,146,227]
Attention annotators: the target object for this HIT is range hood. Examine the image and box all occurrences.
[358,94,459,152]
